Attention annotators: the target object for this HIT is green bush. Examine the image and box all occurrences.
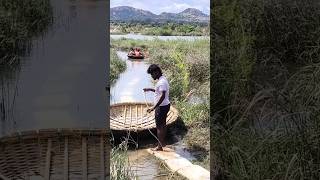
[212,0,320,179]
[0,0,53,65]
[110,48,126,84]
[110,22,209,36]
[111,141,136,180]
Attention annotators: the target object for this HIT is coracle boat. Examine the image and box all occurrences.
[0,129,109,179]
[110,102,179,132]
[127,54,144,59]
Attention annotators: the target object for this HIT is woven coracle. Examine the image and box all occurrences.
[110,102,179,131]
[0,129,109,180]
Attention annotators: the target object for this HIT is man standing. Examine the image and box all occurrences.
[143,64,170,151]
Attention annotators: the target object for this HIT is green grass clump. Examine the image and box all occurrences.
[111,141,137,180]
[111,22,209,36]
[0,0,53,65]
[212,0,320,179]
[110,48,126,84]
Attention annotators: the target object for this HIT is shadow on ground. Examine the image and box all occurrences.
[110,117,188,149]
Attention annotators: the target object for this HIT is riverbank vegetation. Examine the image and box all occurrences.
[0,0,53,137]
[110,48,130,178]
[111,38,210,170]
[212,0,320,179]
[110,141,136,179]
[0,0,53,66]
[110,48,126,84]
[110,22,209,36]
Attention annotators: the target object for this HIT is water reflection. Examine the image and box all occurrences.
[110,33,209,41]
[0,70,20,136]
[128,149,168,180]
[111,51,154,104]
[0,0,107,136]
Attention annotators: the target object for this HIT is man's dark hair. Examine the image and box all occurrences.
[147,64,162,75]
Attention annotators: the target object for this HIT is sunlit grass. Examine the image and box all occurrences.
[110,23,209,36]
[111,140,137,180]
[110,48,126,84]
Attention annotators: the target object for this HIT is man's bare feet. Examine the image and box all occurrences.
[151,146,163,151]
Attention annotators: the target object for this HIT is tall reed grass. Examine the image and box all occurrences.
[110,48,126,84]
[110,140,137,180]
[0,0,53,65]
[212,0,320,179]
[0,0,53,135]
[110,23,209,36]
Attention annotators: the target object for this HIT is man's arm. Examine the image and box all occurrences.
[148,91,165,112]
[143,88,155,92]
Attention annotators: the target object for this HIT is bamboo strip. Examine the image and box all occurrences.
[45,139,52,180]
[100,135,105,180]
[82,137,87,180]
[0,173,10,180]
[64,137,69,180]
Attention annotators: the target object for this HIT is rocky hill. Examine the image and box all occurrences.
[110,6,209,24]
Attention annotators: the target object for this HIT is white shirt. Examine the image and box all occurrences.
[154,75,170,106]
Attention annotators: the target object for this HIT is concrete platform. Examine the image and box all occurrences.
[147,147,210,180]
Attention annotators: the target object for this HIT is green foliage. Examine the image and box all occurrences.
[213,0,255,126]
[110,22,209,36]
[110,48,126,84]
[169,50,189,98]
[111,38,209,100]
[250,0,320,64]
[111,141,136,180]
[110,38,149,52]
[176,101,209,126]
[112,37,210,169]
[0,0,53,65]
[212,0,320,179]
[177,24,196,34]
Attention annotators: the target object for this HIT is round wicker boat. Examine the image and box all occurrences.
[127,54,144,59]
[110,102,179,132]
[0,129,109,180]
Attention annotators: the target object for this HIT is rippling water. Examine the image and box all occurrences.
[110,51,154,105]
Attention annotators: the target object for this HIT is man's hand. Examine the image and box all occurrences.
[147,107,154,113]
[143,88,155,92]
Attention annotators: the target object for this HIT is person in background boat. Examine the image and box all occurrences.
[138,48,144,57]
[143,64,170,151]
[128,48,134,56]
[134,47,141,56]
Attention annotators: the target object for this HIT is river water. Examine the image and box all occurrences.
[0,0,108,136]
[111,33,209,41]
[110,51,154,104]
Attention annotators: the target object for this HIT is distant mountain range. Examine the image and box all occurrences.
[110,6,209,24]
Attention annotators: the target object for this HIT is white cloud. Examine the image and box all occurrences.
[160,3,193,13]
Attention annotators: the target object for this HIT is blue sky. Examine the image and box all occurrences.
[110,0,210,15]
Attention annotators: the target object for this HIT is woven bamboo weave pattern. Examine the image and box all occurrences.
[110,102,179,131]
[0,129,109,180]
